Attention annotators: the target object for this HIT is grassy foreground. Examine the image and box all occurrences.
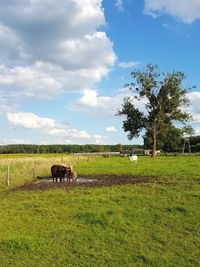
[0,155,200,266]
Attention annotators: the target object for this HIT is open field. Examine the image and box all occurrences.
[0,155,200,266]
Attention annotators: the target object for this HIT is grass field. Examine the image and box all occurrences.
[0,155,199,266]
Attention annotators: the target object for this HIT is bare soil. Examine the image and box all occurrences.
[11,174,160,192]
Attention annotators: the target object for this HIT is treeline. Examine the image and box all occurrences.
[0,135,199,154]
[189,136,200,152]
[0,144,142,154]
[144,135,200,153]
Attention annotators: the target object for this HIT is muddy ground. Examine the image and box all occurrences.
[11,174,161,192]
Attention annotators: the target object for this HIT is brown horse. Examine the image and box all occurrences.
[51,164,71,182]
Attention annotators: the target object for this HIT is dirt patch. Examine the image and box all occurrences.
[11,174,160,192]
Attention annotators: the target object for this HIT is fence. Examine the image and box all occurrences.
[0,155,96,190]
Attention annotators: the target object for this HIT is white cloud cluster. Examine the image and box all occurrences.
[0,94,16,114]
[6,111,106,143]
[187,92,200,123]
[144,0,200,23]
[0,0,116,101]
[71,88,147,115]
[47,128,90,139]
[93,134,106,144]
[0,64,63,99]
[6,112,91,139]
[195,128,200,135]
[106,126,117,132]
[71,89,200,137]
[7,112,56,130]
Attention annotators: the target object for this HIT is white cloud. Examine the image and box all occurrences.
[187,92,200,123]
[195,128,200,135]
[0,64,63,99]
[6,112,96,140]
[7,112,56,130]
[70,89,147,116]
[47,128,91,139]
[0,0,116,100]
[118,61,141,69]
[144,0,200,23]
[0,62,110,99]
[92,134,106,144]
[0,95,17,114]
[106,126,117,132]
[115,0,124,12]
[78,89,99,107]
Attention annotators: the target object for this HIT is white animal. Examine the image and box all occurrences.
[129,155,138,162]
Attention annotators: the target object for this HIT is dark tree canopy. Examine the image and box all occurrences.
[117,64,192,157]
[144,124,182,153]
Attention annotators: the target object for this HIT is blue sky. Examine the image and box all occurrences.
[0,0,200,145]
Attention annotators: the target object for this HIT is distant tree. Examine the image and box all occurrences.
[97,145,105,153]
[117,64,192,157]
[144,124,183,154]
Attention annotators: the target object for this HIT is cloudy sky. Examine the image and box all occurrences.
[0,0,200,145]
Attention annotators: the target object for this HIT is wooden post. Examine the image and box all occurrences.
[61,157,64,164]
[7,165,10,187]
[33,161,36,179]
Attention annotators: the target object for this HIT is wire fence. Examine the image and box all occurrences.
[0,155,95,190]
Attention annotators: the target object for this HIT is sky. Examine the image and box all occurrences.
[0,0,200,145]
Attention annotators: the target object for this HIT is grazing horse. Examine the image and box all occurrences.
[51,164,71,182]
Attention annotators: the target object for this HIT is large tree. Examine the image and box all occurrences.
[144,124,182,154]
[117,64,192,157]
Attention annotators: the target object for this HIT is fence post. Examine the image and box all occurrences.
[61,157,63,164]
[7,165,10,187]
[33,161,36,179]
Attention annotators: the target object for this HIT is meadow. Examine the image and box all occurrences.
[0,154,199,266]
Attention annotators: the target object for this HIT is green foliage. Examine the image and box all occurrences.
[185,136,200,153]
[117,97,146,139]
[144,124,183,153]
[0,144,143,154]
[117,64,192,157]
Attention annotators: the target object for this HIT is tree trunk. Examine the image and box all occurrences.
[151,125,157,158]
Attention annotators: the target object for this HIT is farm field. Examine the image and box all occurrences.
[0,155,200,266]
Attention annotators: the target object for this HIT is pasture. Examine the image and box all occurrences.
[0,154,200,266]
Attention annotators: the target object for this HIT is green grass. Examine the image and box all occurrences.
[76,155,200,180]
[0,155,200,266]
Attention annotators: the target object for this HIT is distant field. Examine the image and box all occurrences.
[0,154,199,266]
